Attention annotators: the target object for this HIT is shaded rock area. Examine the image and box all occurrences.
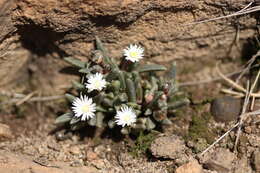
[0,0,257,93]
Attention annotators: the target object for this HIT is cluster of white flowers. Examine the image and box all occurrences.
[71,44,144,127]
[72,72,106,121]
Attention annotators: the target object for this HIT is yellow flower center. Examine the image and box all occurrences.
[130,51,138,58]
[94,80,101,89]
[122,114,131,122]
[81,104,90,113]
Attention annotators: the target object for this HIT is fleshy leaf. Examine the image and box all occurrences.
[78,68,91,74]
[70,117,81,125]
[146,118,156,130]
[108,120,116,129]
[65,93,76,102]
[64,57,85,68]
[138,64,167,73]
[126,78,136,102]
[168,98,190,110]
[72,81,85,90]
[96,112,105,128]
[55,113,73,124]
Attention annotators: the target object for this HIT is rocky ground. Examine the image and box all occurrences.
[0,0,260,173]
[0,82,259,173]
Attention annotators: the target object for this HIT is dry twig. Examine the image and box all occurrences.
[184,2,259,26]
[217,65,260,98]
[234,69,260,151]
[0,93,65,105]
[234,81,250,151]
[179,64,259,87]
[198,122,240,157]
[15,91,36,106]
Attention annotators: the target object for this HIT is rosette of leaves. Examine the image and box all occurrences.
[55,36,189,134]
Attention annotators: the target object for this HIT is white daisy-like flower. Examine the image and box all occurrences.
[115,106,137,127]
[85,73,107,92]
[72,95,96,121]
[123,44,144,62]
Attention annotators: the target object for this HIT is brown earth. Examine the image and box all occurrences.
[0,0,259,173]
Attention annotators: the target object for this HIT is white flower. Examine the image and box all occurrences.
[72,95,96,121]
[123,44,144,62]
[85,73,107,92]
[115,106,137,127]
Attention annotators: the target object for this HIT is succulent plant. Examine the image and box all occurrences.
[55,36,189,135]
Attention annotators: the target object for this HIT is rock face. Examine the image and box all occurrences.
[0,0,257,92]
[0,0,30,88]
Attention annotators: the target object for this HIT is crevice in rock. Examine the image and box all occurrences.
[15,22,67,57]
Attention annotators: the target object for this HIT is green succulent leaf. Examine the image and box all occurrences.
[137,64,167,73]
[144,109,152,116]
[126,78,136,102]
[168,98,190,110]
[147,91,164,108]
[96,112,105,128]
[78,68,91,74]
[72,81,85,90]
[70,117,81,125]
[121,127,130,135]
[96,106,108,112]
[117,70,126,90]
[64,57,85,68]
[146,118,156,130]
[71,122,86,131]
[88,116,97,126]
[168,62,177,79]
[95,36,126,90]
[55,113,73,124]
[65,93,76,102]
[161,118,173,125]
[108,120,116,129]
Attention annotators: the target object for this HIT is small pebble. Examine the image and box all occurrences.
[70,159,84,167]
[150,135,186,159]
[211,96,242,122]
[55,130,72,141]
[0,123,13,141]
[86,150,98,161]
[69,146,81,155]
[244,126,252,134]
[175,159,203,173]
